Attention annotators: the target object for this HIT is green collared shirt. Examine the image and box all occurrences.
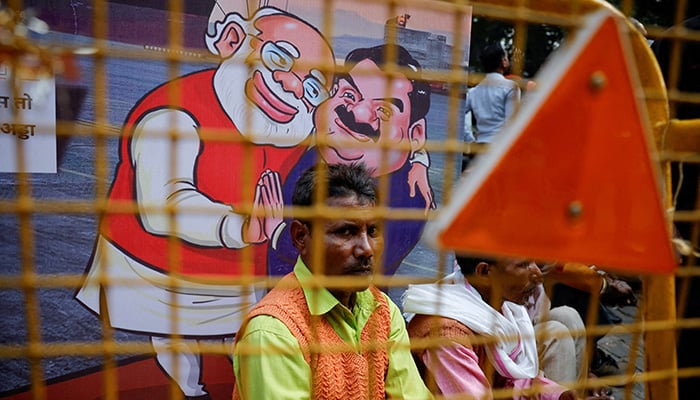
[233,258,432,399]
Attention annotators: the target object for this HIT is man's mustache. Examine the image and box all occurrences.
[334,105,380,140]
[349,259,373,273]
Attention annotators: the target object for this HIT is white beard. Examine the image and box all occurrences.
[214,51,314,147]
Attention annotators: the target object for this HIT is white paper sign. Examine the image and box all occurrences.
[0,64,56,173]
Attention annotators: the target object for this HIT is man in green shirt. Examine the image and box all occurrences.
[233,163,432,399]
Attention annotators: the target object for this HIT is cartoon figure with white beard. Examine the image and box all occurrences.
[75,6,335,399]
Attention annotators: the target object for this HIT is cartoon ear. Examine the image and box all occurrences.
[214,20,246,59]
[408,119,427,155]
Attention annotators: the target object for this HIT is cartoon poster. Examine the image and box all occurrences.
[0,0,470,397]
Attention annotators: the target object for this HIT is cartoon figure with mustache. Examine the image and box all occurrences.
[269,44,434,277]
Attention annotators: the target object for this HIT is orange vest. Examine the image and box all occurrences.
[233,273,391,399]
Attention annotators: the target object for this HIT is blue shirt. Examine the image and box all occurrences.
[464,72,521,143]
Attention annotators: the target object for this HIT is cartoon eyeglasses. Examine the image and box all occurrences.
[261,41,330,107]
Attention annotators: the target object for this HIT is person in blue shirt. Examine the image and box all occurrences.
[463,42,521,170]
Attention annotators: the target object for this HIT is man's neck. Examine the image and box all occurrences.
[332,290,357,310]
[472,285,503,311]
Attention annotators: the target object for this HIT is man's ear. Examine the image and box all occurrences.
[408,119,427,156]
[289,220,310,254]
[214,20,246,59]
[475,261,491,276]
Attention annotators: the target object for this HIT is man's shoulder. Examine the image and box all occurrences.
[407,314,476,340]
[257,273,304,302]
[249,274,306,314]
[244,313,294,335]
[242,276,307,339]
[498,74,520,91]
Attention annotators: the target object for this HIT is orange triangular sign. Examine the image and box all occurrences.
[426,10,677,274]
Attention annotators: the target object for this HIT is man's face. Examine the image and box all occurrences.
[217,13,334,146]
[297,195,383,294]
[489,259,543,305]
[314,59,415,176]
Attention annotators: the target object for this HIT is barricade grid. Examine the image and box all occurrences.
[0,0,698,399]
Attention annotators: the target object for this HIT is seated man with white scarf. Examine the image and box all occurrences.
[403,255,613,400]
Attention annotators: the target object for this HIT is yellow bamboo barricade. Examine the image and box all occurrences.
[0,0,698,399]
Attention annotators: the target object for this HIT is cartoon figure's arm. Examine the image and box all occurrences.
[407,149,436,214]
[131,109,280,248]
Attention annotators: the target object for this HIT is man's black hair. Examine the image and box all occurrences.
[292,163,378,218]
[479,42,507,73]
[341,45,431,126]
[455,253,497,276]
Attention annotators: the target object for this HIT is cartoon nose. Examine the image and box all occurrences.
[273,70,304,99]
[348,101,379,130]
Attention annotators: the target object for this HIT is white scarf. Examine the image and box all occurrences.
[526,284,551,325]
[402,269,539,379]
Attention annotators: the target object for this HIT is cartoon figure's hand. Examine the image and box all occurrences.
[407,162,435,214]
[244,170,284,245]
